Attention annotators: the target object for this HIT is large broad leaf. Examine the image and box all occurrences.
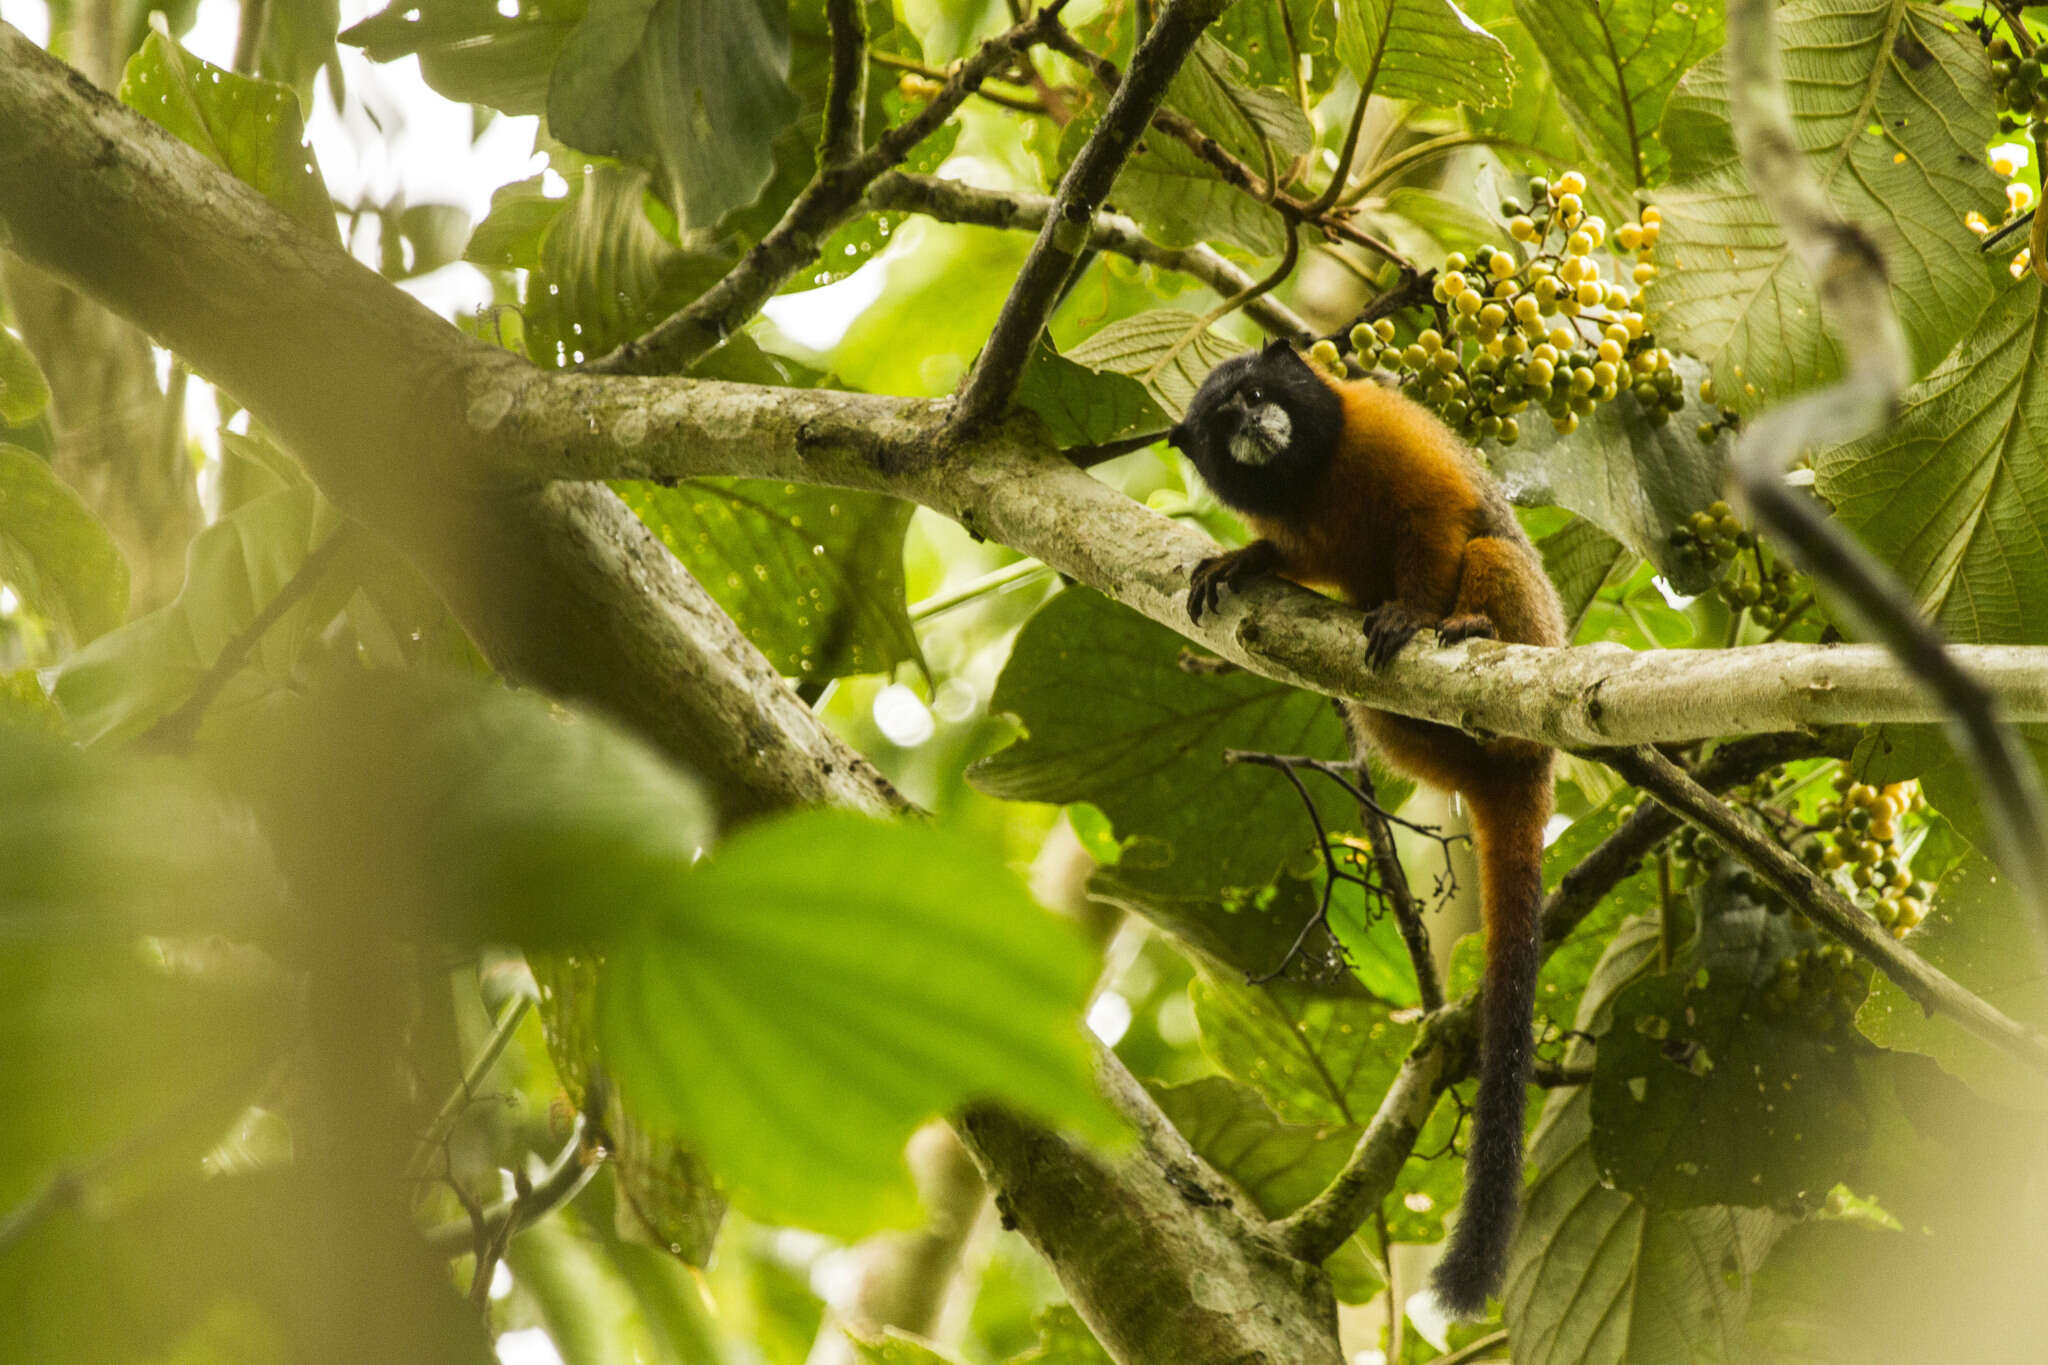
[1645,0,2002,412]
[969,588,1353,897]
[1815,278,2048,649]
[1014,341,1168,449]
[1110,134,1289,258]
[1857,854,2048,1110]
[1588,867,1870,1210]
[1459,0,1590,170]
[474,164,734,368]
[342,0,589,116]
[1741,1054,2048,1361]
[1533,514,1627,634]
[1189,972,1462,1242]
[1209,0,1327,92]
[548,0,799,232]
[218,673,716,949]
[1512,0,1723,188]
[0,1174,492,1363]
[1334,0,1512,111]
[617,479,924,684]
[531,955,726,1266]
[599,810,1112,1237]
[1504,918,1782,1364]
[1064,310,1249,421]
[53,487,353,746]
[0,328,51,427]
[0,445,128,647]
[1166,38,1315,174]
[1148,1075,1383,1300]
[1487,356,1730,595]
[119,28,336,241]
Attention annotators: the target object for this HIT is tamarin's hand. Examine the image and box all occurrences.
[1169,340,1566,1318]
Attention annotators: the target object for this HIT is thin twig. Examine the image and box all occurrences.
[866,172,1313,339]
[1434,1329,1512,1364]
[819,0,870,169]
[1723,0,2048,930]
[405,994,536,1186]
[423,1121,599,1257]
[1603,745,2048,1077]
[585,3,1073,377]
[953,0,1238,431]
[142,523,355,750]
[1347,747,1444,1011]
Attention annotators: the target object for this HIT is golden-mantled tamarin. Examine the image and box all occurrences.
[1169,339,1565,1318]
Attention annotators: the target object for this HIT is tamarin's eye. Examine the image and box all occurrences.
[1246,386,1265,403]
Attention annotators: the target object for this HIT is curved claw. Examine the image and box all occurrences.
[1361,602,1429,669]
[1187,541,1283,624]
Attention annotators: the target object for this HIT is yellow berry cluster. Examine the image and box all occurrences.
[1667,500,1807,631]
[1806,775,1932,938]
[1327,172,1676,446]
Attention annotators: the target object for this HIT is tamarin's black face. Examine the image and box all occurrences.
[1168,339,1344,520]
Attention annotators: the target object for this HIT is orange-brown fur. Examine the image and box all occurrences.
[1221,373,1564,1314]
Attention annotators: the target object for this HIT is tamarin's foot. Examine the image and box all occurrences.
[1361,601,1431,668]
[1188,539,1283,623]
[1437,614,1498,645]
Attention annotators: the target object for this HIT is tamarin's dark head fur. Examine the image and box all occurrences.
[1168,339,1343,519]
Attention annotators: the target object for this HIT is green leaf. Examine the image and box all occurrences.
[0,328,51,427]
[1511,0,1723,188]
[1209,0,1326,92]
[598,809,1112,1237]
[219,673,716,948]
[1111,134,1289,257]
[848,1331,966,1365]
[968,588,1352,896]
[1503,918,1782,1363]
[1588,869,1870,1210]
[1459,0,1590,170]
[1064,310,1250,421]
[0,444,129,647]
[0,726,281,943]
[1014,342,1168,448]
[257,0,341,105]
[1089,870,1382,997]
[1191,974,1413,1125]
[1645,0,2002,411]
[1487,356,1729,594]
[118,28,336,241]
[0,1174,493,1363]
[1166,38,1315,171]
[548,0,799,232]
[1148,1075,1384,1301]
[342,0,588,115]
[514,164,735,367]
[1334,0,1513,111]
[532,956,727,1266]
[1815,277,2048,648]
[617,479,924,683]
[1858,854,2048,1109]
[54,487,351,745]
[1005,1306,1113,1365]
[1533,514,1626,634]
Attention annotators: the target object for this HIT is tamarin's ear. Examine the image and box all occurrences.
[1262,337,1295,360]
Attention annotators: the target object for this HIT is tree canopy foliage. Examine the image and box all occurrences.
[4,0,2048,1361]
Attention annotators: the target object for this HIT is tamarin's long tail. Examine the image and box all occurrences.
[1430,760,1550,1318]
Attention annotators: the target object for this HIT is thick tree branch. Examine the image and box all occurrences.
[584,3,1072,377]
[0,24,902,824]
[1724,0,2048,923]
[1603,745,2048,1076]
[954,0,1236,429]
[957,1100,1344,1364]
[867,171,1313,341]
